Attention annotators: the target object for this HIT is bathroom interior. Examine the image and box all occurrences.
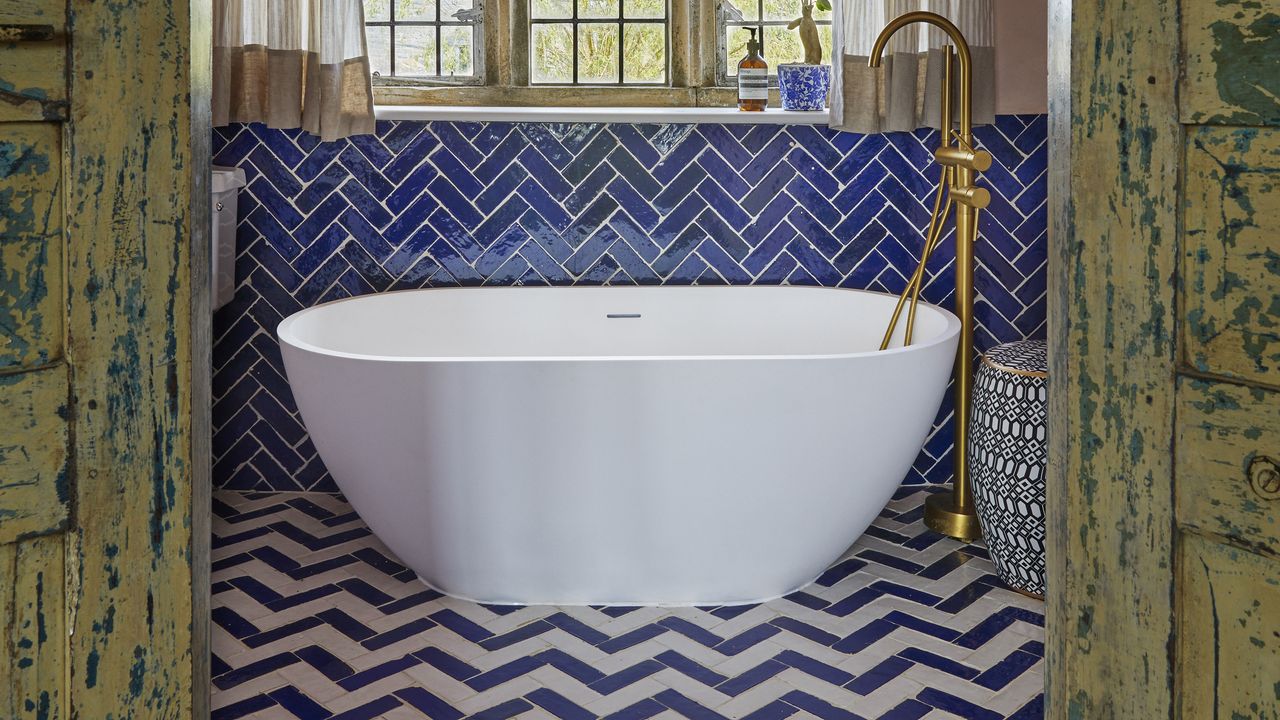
[1,0,1277,718]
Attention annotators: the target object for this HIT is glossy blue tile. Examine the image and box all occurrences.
[394,687,465,720]
[597,623,667,654]
[526,687,595,720]
[915,688,1002,720]
[361,617,437,651]
[589,660,666,695]
[603,698,667,720]
[328,696,403,720]
[269,686,333,719]
[715,624,782,656]
[466,656,546,692]
[897,648,979,679]
[657,616,723,647]
[212,694,277,720]
[470,698,535,720]
[780,690,866,720]
[337,653,423,691]
[774,650,854,685]
[768,617,841,646]
[213,651,301,690]
[654,689,730,720]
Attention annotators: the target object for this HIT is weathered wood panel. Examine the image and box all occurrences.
[0,122,63,371]
[1177,534,1280,719]
[0,364,69,544]
[1182,126,1280,387]
[1,534,67,720]
[0,0,67,122]
[61,0,199,713]
[1181,0,1280,126]
[1177,378,1280,557]
[1045,0,1180,716]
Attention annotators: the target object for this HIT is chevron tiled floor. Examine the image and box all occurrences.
[212,486,1045,720]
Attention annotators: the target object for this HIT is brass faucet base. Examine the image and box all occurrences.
[923,492,983,541]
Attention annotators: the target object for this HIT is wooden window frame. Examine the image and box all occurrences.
[367,3,486,86]
[373,0,786,108]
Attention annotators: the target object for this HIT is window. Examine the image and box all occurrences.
[717,0,831,84]
[364,0,483,83]
[528,0,669,85]
[364,0,834,105]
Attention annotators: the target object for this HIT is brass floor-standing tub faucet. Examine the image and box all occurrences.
[871,12,991,542]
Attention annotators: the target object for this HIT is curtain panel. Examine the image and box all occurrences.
[213,0,376,141]
[830,0,994,134]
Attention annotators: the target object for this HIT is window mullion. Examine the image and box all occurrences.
[617,4,624,86]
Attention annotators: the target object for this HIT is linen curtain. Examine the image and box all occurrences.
[213,0,376,141]
[830,0,994,134]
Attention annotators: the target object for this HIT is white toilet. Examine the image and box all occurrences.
[211,166,246,312]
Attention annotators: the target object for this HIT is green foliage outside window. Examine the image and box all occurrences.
[530,0,668,85]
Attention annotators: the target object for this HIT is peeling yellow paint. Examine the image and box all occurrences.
[1,0,205,713]
[0,365,69,545]
[1178,535,1280,719]
[1182,126,1280,387]
[1051,1,1280,716]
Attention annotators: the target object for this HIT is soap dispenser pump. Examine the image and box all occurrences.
[737,28,767,111]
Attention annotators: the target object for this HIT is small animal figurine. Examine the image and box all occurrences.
[788,0,822,65]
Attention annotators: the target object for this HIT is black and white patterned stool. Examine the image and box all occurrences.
[968,339,1047,598]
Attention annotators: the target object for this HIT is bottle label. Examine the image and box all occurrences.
[738,68,768,100]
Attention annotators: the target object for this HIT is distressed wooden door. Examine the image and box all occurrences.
[0,0,209,716]
[1048,0,1279,717]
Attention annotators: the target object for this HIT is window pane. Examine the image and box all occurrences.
[623,0,664,18]
[531,0,572,19]
[622,23,664,82]
[365,0,390,22]
[578,0,619,18]
[761,0,829,21]
[724,25,753,76]
[367,26,391,76]
[578,23,620,82]
[531,23,574,82]
[721,0,758,23]
[440,0,473,19]
[396,0,436,22]
[441,25,474,75]
[762,0,799,21]
[763,24,802,66]
[818,23,832,64]
[395,26,438,75]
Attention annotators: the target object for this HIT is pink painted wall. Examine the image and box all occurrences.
[994,0,1048,114]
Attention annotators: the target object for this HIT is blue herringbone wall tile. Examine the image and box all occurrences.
[212,116,1047,492]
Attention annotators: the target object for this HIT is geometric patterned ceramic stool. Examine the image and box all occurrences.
[968,339,1048,598]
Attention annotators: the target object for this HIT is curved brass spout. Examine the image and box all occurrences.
[868,11,974,142]
[869,11,988,542]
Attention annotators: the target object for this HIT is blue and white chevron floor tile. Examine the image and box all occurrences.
[211,486,1045,719]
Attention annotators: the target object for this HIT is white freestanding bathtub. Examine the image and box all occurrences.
[278,286,959,605]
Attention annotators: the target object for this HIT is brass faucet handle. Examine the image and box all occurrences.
[935,146,992,172]
[950,185,990,209]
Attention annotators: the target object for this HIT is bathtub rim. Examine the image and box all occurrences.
[276,285,962,364]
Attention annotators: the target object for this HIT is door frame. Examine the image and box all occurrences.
[1045,0,1180,716]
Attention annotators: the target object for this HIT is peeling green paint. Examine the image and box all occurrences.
[1209,13,1280,124]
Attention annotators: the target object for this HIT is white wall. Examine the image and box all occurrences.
[994,0,1048,114]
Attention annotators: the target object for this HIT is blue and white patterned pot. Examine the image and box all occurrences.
[777,63,831,111]
[968,340,1048,598]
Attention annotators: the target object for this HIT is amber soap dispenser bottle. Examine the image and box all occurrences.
[737,28,767,111]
